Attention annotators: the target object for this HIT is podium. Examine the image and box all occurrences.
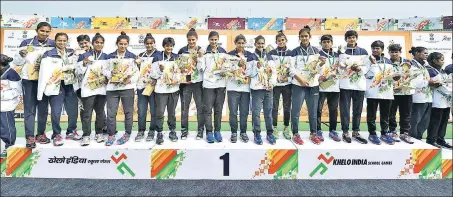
[1,131,450,179]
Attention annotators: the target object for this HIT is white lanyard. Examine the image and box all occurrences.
[28,37,49,47]
[162,52,172,62]
[93,50,103,61]
[117,51,126,59]
[58,48,68,66]
[141,50,155,58]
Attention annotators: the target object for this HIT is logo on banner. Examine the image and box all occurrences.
[442,35,452,41]
[22,30,28,39]
[309,152,334,177]
[7,32,15,39]
[139,34,145,44]
[111,151,135,177]
[309,152,393,177]
[429,33,435,41]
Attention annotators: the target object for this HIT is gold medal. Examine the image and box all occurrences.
[27,46,35,52]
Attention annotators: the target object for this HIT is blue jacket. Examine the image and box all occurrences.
[152,51,179,63]
[77,50,109,62]
[205,45,227,54]
[19,36,55,47]
[228,49,254,62]
[107,50,136,59]
[178,45,201,54]
[42,48,75,59]
[342,44,368,56]
[319,49,339,58]
[445,64,453,75]
[291,44,320,57]
[268,47,293,57]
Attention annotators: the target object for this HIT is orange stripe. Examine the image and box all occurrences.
[442,160,452,179]
[151,150,166,164]
[6,148,31,176]
[269,150,295,174]
[414,149,438,173]
[151,150,177,177]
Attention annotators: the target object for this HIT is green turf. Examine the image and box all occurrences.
[13,121,453,139]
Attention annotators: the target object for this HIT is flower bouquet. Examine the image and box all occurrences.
[44,68,62,95]
[338,55,366,83]
[276,57,291,83]
[160,61,180,88]
[21,46,52,80]
[139,59,155,96]
[224,55,249,85]
[176,52,198,83]
[300,54,320,83]
[257,58,274,90]
[110,59,134,86]
[319,63,340,90]
[86,67,107,90]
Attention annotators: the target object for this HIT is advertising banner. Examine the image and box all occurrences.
[207,18,246,30]
[1,14,48,28]
[397,17,443,31]
[129,17,168,29]
[411,32,453,65]
[92,17,129,29]
[285,18,322,30]
[247,18,284,30]
[50,17,91,29]
[360,19,378,31]
[442,16,453,29]
[324,19,359,31]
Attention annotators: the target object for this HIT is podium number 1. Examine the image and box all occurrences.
[219,153,229,176]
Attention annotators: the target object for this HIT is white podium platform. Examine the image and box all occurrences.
[0,131,451,180]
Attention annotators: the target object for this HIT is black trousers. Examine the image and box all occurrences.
[272,85,291,127]
[339,89,365,133]
[367,98,392,135]
[180,82,204,132]
[389,95,412,134]
[317,92,340,131]
[203,87,226,133]
[81,95,107,136]
[156,91,179,133]
[427,107,450,144]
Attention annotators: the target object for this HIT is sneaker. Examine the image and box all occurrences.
[310,133,322,145]
[35,134,51,144]
[399,133,414,144]
[26,136,36,149]
[342,132,352,143]
[169,131,178,142]
[316,130,324,142]
[427,142,441,148]
[181,131,189,140]
[52,134,64,146]
[66,130,82,140]
[329,131,341,142]
[117,133,130,145]
[156,132,164,145]
[254,134,263,145]
[273,126,280,139]
[214,131,223,142]
[230,133,238,143]
[283,126,291,140]
[0,149,6,158]
[369,135,381,145]
[95,134,104,143]
[206,132,215,143]
[135,131,145,142]
[105,135,115,146]
[380,133,395,145]
[102,127,108,135]
[267,134,276,145]
[391,131,401,142]
[81,136,90,146]
[196,131,203,140]
[352,131,368,144]
[240,133,249,143]
[146,131,155,142]
[437,141,453,149]
[292,133,304,145]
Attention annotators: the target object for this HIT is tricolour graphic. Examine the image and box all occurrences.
[442,159,452,179]
[150,149,186,179]
[0,147,40,177]
[398,149,442,179]
[247,18,284,30]
[252,149,298,179]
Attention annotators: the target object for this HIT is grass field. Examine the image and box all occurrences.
[12,121,453,139]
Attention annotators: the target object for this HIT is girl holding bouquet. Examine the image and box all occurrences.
[317,35,341,142]
[227,34,253,144]
[409,46,436,140]
[388,44,414,144]
[337,30,369,144]
[12,22,54,148]
[269,31,293,140]
[103,32,139,146]
[77,33,109,146]
[151,37,180,145]
[289,26,325,145]
[249,35,277,145]
[36,32,76,146]
[364,41,398,145]
[177,28,205,141]
[0,54,21,158]
[199,31,228,142]
[426,52,452,149]
[135,33,159,142]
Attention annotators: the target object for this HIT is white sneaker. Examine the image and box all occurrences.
[81,136,90,146]
[95,134,104,143]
